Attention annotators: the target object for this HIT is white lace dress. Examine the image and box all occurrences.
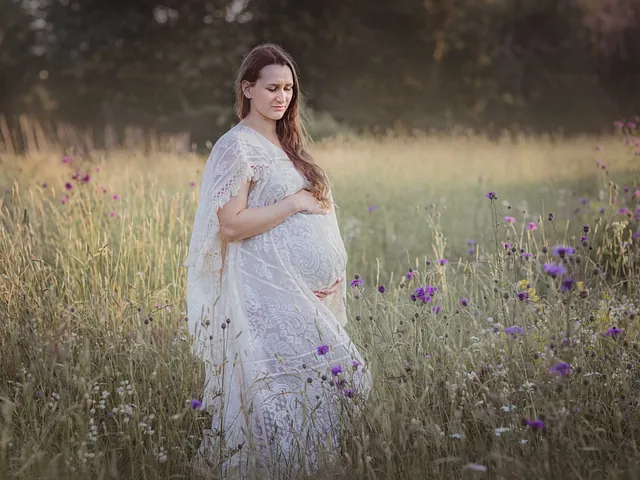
[184,124,371,474]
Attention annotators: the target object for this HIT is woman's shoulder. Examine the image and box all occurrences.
[214,125,266,159]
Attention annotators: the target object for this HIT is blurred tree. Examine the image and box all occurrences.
[0,0,39,117]
[0,0,637,147]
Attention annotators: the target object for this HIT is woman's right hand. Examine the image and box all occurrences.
[293,189,328,215]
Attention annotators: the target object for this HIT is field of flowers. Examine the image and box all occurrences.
[1,124,640,479]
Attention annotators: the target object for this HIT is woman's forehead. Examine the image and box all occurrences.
[259,64,294,84]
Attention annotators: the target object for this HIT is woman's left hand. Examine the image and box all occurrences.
[314,278,343,300]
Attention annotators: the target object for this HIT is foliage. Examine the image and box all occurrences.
[1,0,639,143]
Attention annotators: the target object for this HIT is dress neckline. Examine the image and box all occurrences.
[236,123,288,157]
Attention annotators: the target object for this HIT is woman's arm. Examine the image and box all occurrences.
[218,180,301,242]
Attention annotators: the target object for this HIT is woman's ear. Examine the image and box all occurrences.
[242,80,252,99]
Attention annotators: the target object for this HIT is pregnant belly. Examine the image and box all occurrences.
[275,214,347,292]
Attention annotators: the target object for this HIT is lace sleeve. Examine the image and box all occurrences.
[184,137,262,277]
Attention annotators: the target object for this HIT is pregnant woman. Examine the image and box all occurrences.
[184,43,371,476]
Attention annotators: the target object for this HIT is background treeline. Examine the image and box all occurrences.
[1,0,639,149]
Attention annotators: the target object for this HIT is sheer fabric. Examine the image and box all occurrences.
[184,124,371,474]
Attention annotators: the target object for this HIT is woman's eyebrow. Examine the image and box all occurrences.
[266,82,294,87]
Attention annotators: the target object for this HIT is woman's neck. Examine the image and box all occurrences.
[240,114,277,139]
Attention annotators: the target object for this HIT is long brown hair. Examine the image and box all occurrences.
[234,43,331,209]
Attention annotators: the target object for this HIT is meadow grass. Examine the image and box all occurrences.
[1,129,640,479]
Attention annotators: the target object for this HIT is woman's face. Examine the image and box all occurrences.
[243,64,295,121]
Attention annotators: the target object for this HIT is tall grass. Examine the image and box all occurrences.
[1,127,640,479]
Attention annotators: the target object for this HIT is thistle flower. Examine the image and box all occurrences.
[604,327,622,338]
[504,216,516,224]
[368,205,377,212]
[517,291,528,301]
[543,262,567,278]
[460,297,468,307]
[550,361,571,376]
[349,278,363,288]
[377,285,386,294]
[485,192,497,200]
[551,245,575,258]
[560,277,575,293]
[437,258,448,266]
[190,399,202,410]
[527,222,537,231]
[330,365,343,376]
[413,285,437,303]
[504,326,525,335]
[316,344,329,356]
[524,418,545,431]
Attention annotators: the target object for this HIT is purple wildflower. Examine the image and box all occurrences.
[467,239,477,246]
[618,207,629,216]
[460,297,468,307]
[413,285,437,303]
[543,262,567,278]
[62,156,71,164]
[504,326,525,335]
[579,197,589,205]
[504,216,516,224]
[405,270,416,280]
[551,245,575,258]
[527,222,537,231]
[604,327,623,338]
[352,360,360,371]
[432,305,441,314]
[191,398,202,410]
[330,365,343,376]
[485,192,497,200]
[525,419,545,431]
[550,361,572,376]
[343,388,355,398]
[503,242,511,250]
[316,344,329,356]
[377,285,386,294]
[368,205,377,212]
[349,278,363,288]
[437,258,448,266]
[560,277,575,293]
[81,174,91,184]
[517,291,529,301]
[468,247,475,255]
[521,252,533,258]
[65,182,73,190]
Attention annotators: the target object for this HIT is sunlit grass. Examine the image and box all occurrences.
[1,129,640,479]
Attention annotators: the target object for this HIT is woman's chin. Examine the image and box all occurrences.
[263,110,286,121]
